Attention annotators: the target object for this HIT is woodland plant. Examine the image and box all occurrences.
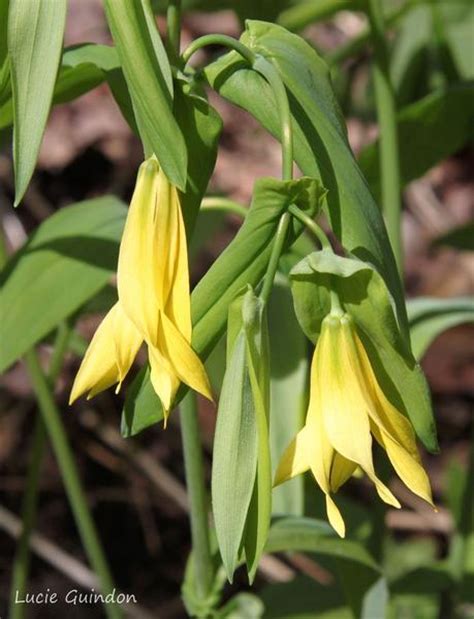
[0,0,473,618]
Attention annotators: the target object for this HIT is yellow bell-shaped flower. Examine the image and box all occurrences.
[274,312,434,537]
[70,157,212,422]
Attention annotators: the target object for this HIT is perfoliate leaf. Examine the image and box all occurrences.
[104,0,187,188]
[242,288,272,583]
[212,287,272,583]
[290,250,438,452]
[8,0,67,204]
[212,329,258,582]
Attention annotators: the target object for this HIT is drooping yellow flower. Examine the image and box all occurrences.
[274,312,434,537]
[70,157,212,421]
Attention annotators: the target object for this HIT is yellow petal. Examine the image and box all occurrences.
[330,453,358,492]
[69,303,118,404]
[326,494,346,538]
[156,173,192,341]
[274,427,310,486]
[348,323,434,507]
[148,345,180,424]
[159,312,213,402]
[117,158,161,344]
[319,316,400,508]
[70,303,142,403]
[371,423,434,507]
[112,303,143,391]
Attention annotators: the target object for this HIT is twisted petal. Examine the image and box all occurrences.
[320,318,400,509]
[350,325,434,507]
[69,303,142,404]
[155,172,192,341]
[117,158,161,344]
[159,312,212,401]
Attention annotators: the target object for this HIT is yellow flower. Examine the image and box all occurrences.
[274,312,434,537]
[70,157,212,421]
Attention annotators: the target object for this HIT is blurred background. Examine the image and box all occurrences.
[0,0,473,617]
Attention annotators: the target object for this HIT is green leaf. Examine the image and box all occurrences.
[212,328,258,582]
[0,44,122,131]
[8,0,67,204]
[407,296,474,360]
[265,516,380,571]
[242,289,272,583]
[212,287,272,583]
[260,576,351,619]
[123,176,323,436]
[290,249,437,452]
[203,20,407,336]
[268,276,307,516]
[0,0,10,101]
[359,84,474,197]
[104,0,187,188]
[388,592,440,619]
[433,220,474,251]
[0,197,126,372]
[438,0,474,80]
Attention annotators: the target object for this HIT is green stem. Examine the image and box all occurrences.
[260,212,291,304]
[23,349,121,619]
[180,392,213,599]
[9,415,46,618]
[167,0,182,62]
[253,57,293,182]
[201,197,247,219]
[366,0,403,274]
[255,57,294,304]
[182,34,256,66]
[10,322,72,619]
[288,204,331,250]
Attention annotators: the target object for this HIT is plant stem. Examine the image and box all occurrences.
[180,392,213,599]
[167,0,182,63]
[10,323,73,619]
[366,0,403,273]
[201,197,247,219]
[9,414,46,619]
[182,34,256,66]
[260,212,291,304]
[254,57,294,303]
[288,204,331,250]
[24,349,121,619]
[253,57,293,182]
